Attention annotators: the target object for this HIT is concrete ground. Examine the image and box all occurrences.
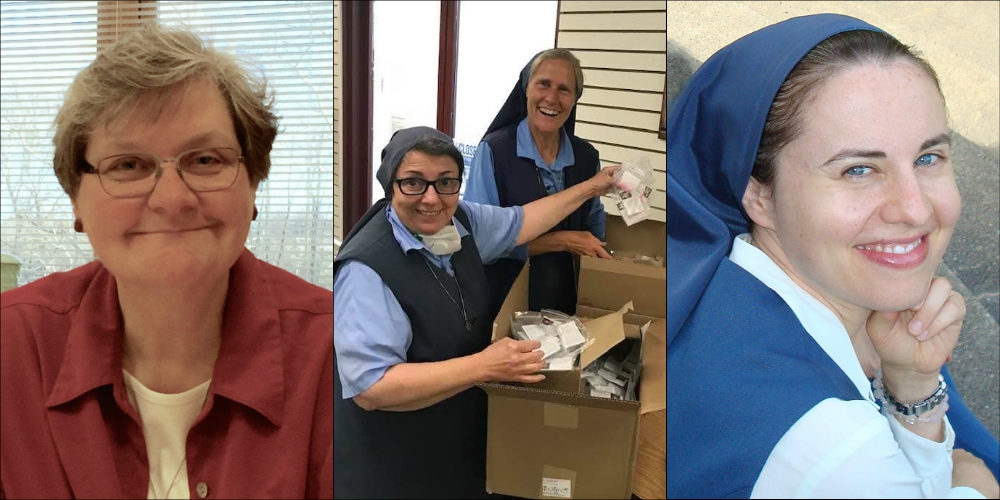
[668,1,1000,439]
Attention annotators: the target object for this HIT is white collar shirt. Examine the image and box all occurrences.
[728,234,984,499]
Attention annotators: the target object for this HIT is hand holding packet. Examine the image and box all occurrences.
[509,310,596,371]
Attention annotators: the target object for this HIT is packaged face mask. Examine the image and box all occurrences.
[609,157,655,226]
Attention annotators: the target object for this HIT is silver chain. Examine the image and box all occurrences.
[150,457,186,499]
[420,257,471,331]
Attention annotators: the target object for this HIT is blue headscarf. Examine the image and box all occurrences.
[666,14,891,346]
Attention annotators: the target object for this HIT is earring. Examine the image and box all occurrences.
[252,206,258,221]
[74,219,84,233]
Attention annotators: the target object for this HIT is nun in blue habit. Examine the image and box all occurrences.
[666,13,999,498]
[464,49,608,323]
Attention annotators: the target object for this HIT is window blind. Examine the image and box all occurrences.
[333,0,341,255]
[0,0,334,290]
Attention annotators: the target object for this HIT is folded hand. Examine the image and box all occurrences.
[866,277,964,375]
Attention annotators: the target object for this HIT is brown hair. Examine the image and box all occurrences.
[747,30,946,234]
[53,22,279,199]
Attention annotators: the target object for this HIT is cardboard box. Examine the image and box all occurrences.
[481,259,667,499]
[579,216,666,321]
[632,320,666,500]
[606,215,666,262]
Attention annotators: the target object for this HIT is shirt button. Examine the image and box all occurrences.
[196,482,209,498]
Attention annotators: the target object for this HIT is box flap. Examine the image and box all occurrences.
[576,305,663,326]
[491,261,530,343]
[606,216,665,258]
[530,369,582,395]
[638,321,666,415]
[579,302,631,369]
[479,382,640,413]
[578,256,666,318]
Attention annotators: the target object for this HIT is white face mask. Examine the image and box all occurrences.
[417,223,462,256]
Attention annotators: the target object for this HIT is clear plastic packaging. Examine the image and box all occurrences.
[581,337,643,401]
[609,157,655,226]
[509,310,596,371]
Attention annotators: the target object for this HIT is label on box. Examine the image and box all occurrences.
[521,324,549,341]
[556,323,586,350]
[541,478,572,498]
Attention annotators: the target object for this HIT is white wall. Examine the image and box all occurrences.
[558,0,667,223]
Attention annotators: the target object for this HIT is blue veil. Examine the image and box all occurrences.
[666,14,887,345]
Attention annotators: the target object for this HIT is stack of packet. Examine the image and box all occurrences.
[510,309,594,371]
[581,341,642,401]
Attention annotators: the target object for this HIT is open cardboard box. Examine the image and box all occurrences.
[579,215,666,323]
[479,258,667,499]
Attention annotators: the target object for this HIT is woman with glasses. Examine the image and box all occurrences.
[333,125,619,498]
[465,49,613,323]
[0,23,332,499]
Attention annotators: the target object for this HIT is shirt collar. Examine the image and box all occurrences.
[515,117,575,171]
[728,233,878,408]
[46,248,286,426]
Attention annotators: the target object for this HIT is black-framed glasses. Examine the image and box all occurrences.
[82,147,244,199]
[395,177,462,196]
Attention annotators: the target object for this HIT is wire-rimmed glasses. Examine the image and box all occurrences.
[83,147,244,198]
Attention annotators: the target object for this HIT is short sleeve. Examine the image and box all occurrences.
[332,261,413,399]
[457,200,524,264]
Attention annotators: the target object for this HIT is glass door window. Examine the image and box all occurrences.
[371,1,440,206]
[453,1,558,195]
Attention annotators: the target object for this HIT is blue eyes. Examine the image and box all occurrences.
[844,165,873,177]
[843,153,943,180]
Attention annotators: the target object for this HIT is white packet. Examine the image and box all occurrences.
[537,335,563,360]
[520,324,550,341]
[543,356,575,372]
[609,157,655,226]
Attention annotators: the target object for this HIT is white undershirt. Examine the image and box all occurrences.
[123,370,211,500]
[729,234,984,499]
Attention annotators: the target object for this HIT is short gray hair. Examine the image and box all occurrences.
[528,48,584,101]
[53,22,279,199]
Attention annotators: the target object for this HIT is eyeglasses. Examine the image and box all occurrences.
[395,177,462,196]
[82,147,244,198]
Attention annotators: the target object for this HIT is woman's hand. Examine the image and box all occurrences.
[563,231,613,259]
[518,165,621,247]
[477,338,546,384]
[906,276,965,345]
[866,277,965,376]
[587,165,622,197]
[952,448,1000,498]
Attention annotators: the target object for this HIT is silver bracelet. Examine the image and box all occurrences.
[873,370,949,425]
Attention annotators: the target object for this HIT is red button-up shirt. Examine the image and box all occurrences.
[0,248,333,499]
